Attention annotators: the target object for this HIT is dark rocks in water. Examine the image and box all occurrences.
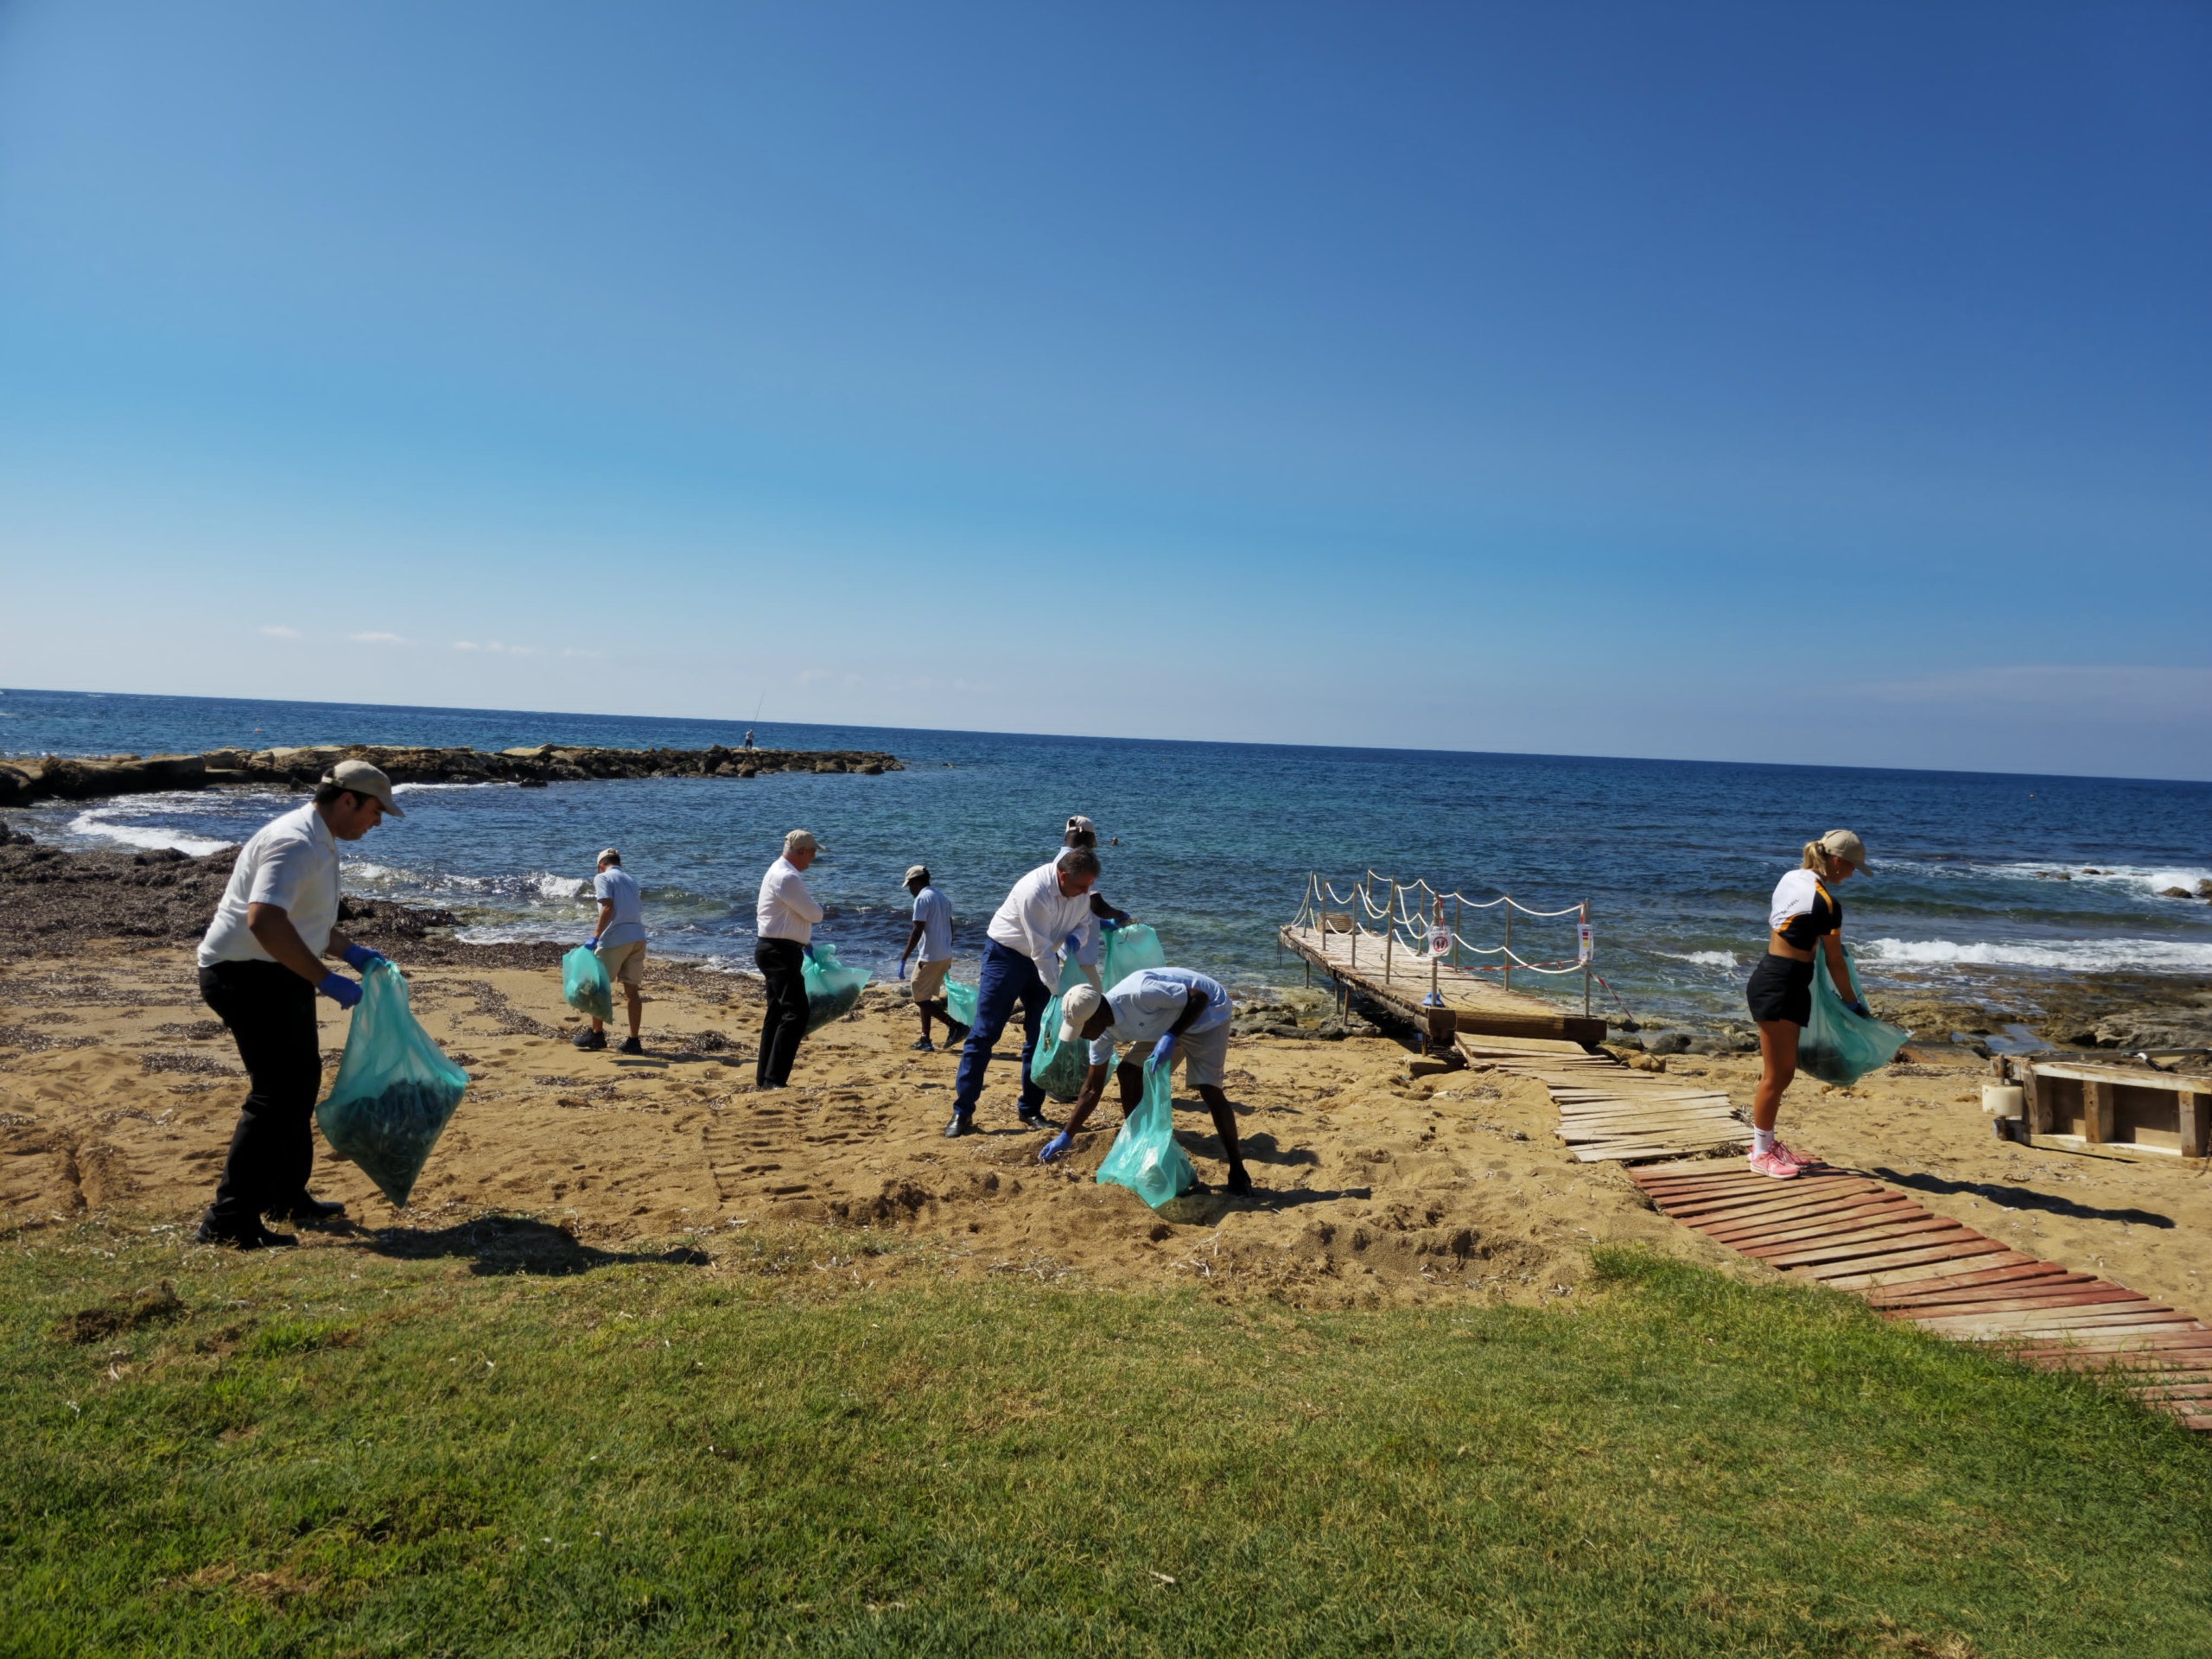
[2159,887,2193,899]
[321,1077,465,1208]
[1642,1030,1694,1055]
[0,741,905,808]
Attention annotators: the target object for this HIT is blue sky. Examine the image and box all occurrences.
[3,3,2208,778]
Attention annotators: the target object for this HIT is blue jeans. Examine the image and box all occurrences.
[953,939,1052,1116]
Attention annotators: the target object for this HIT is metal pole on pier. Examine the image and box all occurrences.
[1384,880,1396,985]
[1351,874,1360,969]
[1452,896,1461,970]
[1582,901,1592,1016]
[1503,899,1512,994]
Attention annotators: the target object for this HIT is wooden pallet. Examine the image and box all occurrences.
[1460,1037,1747,1162]
[1629,1163,2212,1433]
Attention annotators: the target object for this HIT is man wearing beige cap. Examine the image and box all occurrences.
[577,848,646,1054]
[897,865,966,1052]
[754,830,825,1089]
[193,759,403,1248]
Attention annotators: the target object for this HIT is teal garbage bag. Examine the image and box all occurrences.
[802,943,872,1034]
[942,976,977,1027]
[1099,922,1166,989]
[1801,943,1911,1086]
[1096,1052,1197,1209]
[1027,952,1096,1101]
[316,960,468,1208]
[562,944,613,1024]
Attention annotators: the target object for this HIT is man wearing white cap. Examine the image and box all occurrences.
[194,759,403,1248]
[1037,966,1252,1195]
[754,830,825,1089]
[897,865,965,1052]
[577,848,646,1055]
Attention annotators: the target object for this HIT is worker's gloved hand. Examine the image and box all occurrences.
[1038,1130,1074,1164]
[316,972,363,1010]
[1098,917,1121,931]
[340,944,385,971]
[1847,1000,1871,1020]
[1149,1033,1176,1070]
[587,935,601,950]
[898,961,910,981]
[801,944,816,963]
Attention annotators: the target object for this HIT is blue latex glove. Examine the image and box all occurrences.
[340,944,385,970]
[587,935,601,950]
[317,972,363,1010]
[1065,932,1084,953]
[1847,1000,1871,1020]
[802,944,816,962]
[1149,1033,1176,1069]
[1038,1130,1074,1164]
[1099,917,1122,932]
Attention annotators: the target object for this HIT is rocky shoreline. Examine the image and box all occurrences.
[0,741,903,809]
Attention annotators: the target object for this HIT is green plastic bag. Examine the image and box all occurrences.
[562,944,613,1024]
[1099,922,1166,989]
[1802,943,1910,1086]
[1096,1054,1197,1209]
[317,960,469,1208]
[1027,952,1096,1102]
[942,976,977,1027]
[802,943,872,1033]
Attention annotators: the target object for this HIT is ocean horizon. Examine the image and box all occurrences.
[6,685,2209,1032]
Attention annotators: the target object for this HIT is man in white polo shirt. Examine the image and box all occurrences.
[578,848,647,1055]
[1038,965,1252,1195]
[897,864,966,1052]
[194,759,402,1248]
[754,829,825,1089]
[944,846,1104,1138]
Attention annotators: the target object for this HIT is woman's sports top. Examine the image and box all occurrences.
[1767,868,1841,950]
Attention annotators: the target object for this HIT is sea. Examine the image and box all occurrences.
[5,687,2209,1034]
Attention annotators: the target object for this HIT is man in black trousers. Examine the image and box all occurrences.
[753,828,824,1089]
[194,759,403,1248]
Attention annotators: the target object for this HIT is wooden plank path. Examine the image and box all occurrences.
[1280,924,1605,1046]
[1629,1162,2212,1433]
[1457,1034,1748,1162]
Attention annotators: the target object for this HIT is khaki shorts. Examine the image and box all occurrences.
[597,938,646,988]
[1111,1020,1230,1090]
[910,957,950,1002]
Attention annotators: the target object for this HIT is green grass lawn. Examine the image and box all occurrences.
[4,1219,2209,1657]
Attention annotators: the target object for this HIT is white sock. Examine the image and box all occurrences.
[1751,1128,1776,1158]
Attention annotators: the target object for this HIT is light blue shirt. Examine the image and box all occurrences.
[912,886,954,963]
[1088,967,1231,1066]
[594,866,646,948]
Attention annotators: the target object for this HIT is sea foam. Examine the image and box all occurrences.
[1863,937,2212,973]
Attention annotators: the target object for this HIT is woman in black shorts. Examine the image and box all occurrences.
[1744,829,1870,1179]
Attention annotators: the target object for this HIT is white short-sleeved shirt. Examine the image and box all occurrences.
[1087,967,1232,1066]
[197,803,342,968]
[595,866,646,948]
[911,887,954,963]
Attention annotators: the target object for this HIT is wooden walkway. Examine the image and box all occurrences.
[1280,925,1605,1046]
[1457,1035,1747,1162]
[1630,1162,2212,1433]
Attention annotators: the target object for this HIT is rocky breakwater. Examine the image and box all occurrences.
[0,741,903,808]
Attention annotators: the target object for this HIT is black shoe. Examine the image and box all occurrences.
[266,1193,344,1222]
[196,1217,297,1250]
[1224,1166,1254,1196]
[945,1020,971,1043]
[618,1036,644,1056]
[943,1111,976,1139]
[1017,1109,1054,1131]
[573,1028,607,1051]
[910,1038,936,1052]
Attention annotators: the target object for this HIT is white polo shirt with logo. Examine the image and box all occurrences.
[197,804,343,968]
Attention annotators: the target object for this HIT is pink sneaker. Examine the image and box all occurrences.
[1770,1140,1816,1171]
[1746,1147,1802,1179]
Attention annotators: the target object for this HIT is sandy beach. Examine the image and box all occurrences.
[6,835,2210,1319]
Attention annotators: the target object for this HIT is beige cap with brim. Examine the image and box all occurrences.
[327,759,404,817]
[1058,983,1103,1046]
[785,829,820,855]
[1819,829,1869,871]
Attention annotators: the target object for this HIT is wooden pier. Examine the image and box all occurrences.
[1278,922,1606,1047]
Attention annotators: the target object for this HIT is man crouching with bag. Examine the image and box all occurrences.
[194,760,403,1248]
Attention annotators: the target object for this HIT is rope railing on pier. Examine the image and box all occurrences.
[1289,870,1596,1009]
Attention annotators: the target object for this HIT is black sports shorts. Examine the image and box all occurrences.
[1745,952,1815,1027]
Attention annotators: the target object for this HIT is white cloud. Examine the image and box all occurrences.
[257,625,301,639]
[452,640,481,651]
[349,631,406,645]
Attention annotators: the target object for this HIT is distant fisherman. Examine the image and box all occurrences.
[193,760,403,1249]
[898,864,967,1052]
[575,848,646,1055]
[754,830,825,1090]
[1039,966,1252,1194]
[944,847,1104,1138]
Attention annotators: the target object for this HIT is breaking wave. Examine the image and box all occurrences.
[1863,937,2212,973]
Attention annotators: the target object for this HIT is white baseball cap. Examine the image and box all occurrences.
[327,759,404,817]
[1058,982,1103,1046]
